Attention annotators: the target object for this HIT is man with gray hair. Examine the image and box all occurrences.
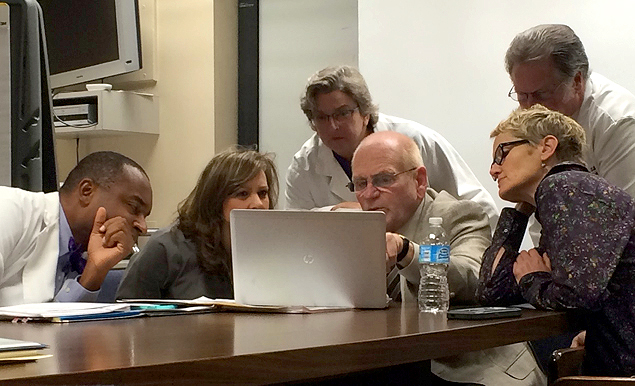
[505,23,635,374]
[506,24,635,197]
[285,65,498,230]
[351,131,545,385]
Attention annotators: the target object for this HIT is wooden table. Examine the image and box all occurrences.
[0,303,570,385]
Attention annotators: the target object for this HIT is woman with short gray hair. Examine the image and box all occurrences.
[478,105,635,377]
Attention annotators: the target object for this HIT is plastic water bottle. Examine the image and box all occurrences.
[418,217,450,313]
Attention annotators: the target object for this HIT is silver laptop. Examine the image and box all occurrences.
[230,210,388,309]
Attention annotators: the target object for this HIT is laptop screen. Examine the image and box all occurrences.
[230,210,388,308]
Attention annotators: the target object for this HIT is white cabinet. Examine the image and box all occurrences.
[53,90,159,138]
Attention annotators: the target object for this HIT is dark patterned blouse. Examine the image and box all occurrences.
[477,163,635,376]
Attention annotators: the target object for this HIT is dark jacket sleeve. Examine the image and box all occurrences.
[116,231,172,300]
[518,173,635,311]
[477,208,528,305]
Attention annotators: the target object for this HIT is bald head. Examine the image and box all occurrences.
[353,131,423,170]
[352,132,427,232]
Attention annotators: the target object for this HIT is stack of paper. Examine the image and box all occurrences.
[0,299,351,324]
[0,303,137,323]
[120,297,352,314]
[0,337,50,363]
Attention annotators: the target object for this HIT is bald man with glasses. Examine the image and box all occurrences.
[351,131,490,304]
[351,131,546,386]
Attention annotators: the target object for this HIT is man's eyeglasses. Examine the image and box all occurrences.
[492,139,530,166]
[347,167,418,192]
[312,106,359,126]
[507,82,566,103]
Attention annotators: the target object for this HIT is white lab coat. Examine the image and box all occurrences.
[529,72,635,245]
[575,72,635,196]
[285,113,498,229]
[0,187,59,306]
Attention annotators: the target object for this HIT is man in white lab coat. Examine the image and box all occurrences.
[503,23,635,374]
[506,24,635,199]
[0,151,152,306]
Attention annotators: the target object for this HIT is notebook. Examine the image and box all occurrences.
[0,337,50,362]
[230,210,388,309]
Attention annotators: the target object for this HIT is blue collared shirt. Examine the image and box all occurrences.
[54,205,99,302]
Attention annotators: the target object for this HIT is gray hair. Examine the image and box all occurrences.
[505,24,589,81]
[491,105,587,164]
[300,65,379,131]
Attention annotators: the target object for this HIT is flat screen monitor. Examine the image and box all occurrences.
[37,0,141,89]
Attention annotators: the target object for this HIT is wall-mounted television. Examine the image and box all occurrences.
[37,0,142,90]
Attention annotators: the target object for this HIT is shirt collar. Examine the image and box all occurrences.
[544,162,589,179]
[58,204,73,256]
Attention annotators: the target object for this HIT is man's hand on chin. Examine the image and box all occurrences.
[79,207,135,291]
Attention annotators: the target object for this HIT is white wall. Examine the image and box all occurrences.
[261,0,635,214]
[259,0,358,208]
[358,0,635,212]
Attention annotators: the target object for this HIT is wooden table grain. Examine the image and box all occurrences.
[0,303,570,385]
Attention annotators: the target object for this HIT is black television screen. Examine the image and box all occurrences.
[38,0,141,89]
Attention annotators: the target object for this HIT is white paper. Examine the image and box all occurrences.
[0,302,131,318]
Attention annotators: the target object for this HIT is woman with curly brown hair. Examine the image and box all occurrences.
[116,148,278,300]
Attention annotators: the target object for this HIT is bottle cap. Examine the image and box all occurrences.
[429,217,443,225]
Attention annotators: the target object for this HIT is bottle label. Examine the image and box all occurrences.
[419,244,450,264]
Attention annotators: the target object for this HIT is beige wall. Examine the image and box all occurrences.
[55,0,238,228]
[213,0,238,153]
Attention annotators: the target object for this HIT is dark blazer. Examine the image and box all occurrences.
[116,226,233,300]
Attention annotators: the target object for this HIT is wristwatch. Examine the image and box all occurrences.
[396,236,410,267]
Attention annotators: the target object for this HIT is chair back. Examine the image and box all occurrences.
[551,347,635,385]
